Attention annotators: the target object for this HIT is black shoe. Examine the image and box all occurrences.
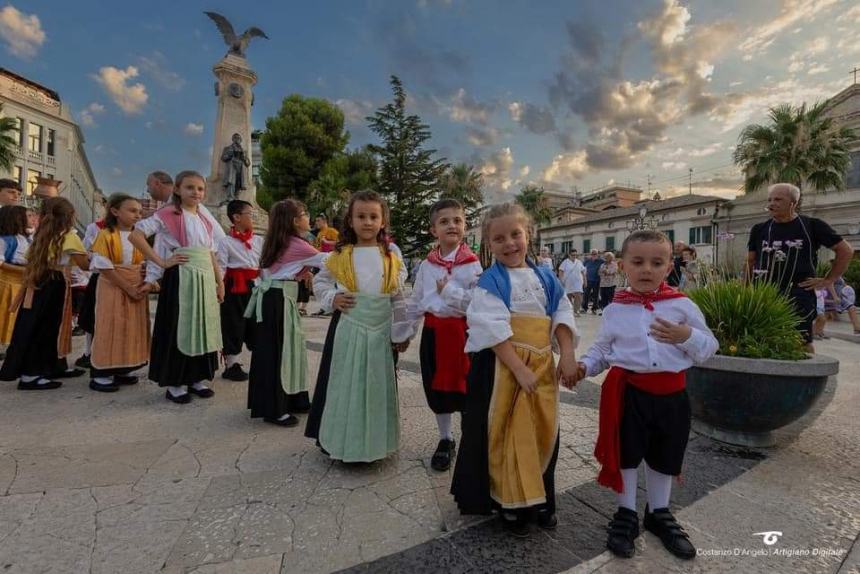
[18,378,62,390]
[55,368,86,379]
[165,390,192,404]
[75,355,92,369]
[264,415,299,427]
[222,363,249,382]
[644,505,696,560]
[89,380,119,393]
[430,438,456,471]
[501,514,530,538]
[114,375,139,386]
[537,511,558,530]
[187,385,215,398]
[606,507,640,558]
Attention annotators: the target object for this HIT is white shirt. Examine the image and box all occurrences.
[0,234,30,265]
[83,222,101,251]
[539,257,554,270]
[465,267,579,353]
[216,233,263,277]
[91,230,135,270]
[398,251,483,341]
[559,258,585,293]
[263,251,328,281]
[580,295,718,377]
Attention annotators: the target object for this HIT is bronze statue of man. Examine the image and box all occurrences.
[220,133,250,202]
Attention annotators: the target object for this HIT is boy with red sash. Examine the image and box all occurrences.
[393,199,482,471]
[576,230,717,560]
[216,200,262,381]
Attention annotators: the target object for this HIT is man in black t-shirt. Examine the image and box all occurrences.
[746,183,854,348]
[667,241,686,287]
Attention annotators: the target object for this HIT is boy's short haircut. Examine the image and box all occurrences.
[0,178,22,192]
[621,229,673,257]
[227,199,252,223]
[430,198,465,224]
[315,213,327,222]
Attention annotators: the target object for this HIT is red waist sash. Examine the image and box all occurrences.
[594,367,686,493]
[224,268,259,294]
[424,313,469,394]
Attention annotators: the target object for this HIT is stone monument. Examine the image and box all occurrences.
[203,11,269,231]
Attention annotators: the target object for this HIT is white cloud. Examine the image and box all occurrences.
[335,98,374,125]
[93,66,148,115]
[79,102,105,127]
[519,165,530,177]
[0,5,45,59]
[661,161,688,170]
[541,150,589,183]
[448,88,495,125]
[478,147,516,196]
[807,64,830,75]
[689,142,723,158]
[465,126,498,146]
[637,0,690,46]
[837,4,860,23]
[183,122,204,136]
[738,0,839,58]
[111,167,123,176]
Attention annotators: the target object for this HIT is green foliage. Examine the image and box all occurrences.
[515,184,553,226]
[367,76,450,254]
[259,95,349,206]
[307,147,378,222]
[817,257,860,290]
[438,163,484,229]
[688,280,807,360]
[0,103,17,172]
[733,102,858,194]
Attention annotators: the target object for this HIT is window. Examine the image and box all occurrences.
[28,122,42,153]
[696,207,707,216]
[546,243,554,253]
[14,166,23,186]
[664,229,675,243]
[47,129,56,156]
[689,225,713,245]
[562,240,573,254]
[10,117,23,147]
[847,151,860,189]
[583,239,591,253]
[606,236,615,251]
[26,169,41,195]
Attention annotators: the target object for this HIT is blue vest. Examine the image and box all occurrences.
[477,259,563,315]
[1,235,18,264]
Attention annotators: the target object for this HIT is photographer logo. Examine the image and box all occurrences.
[753,531,783,545]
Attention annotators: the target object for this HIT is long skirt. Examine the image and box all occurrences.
[76,272,99,335]
[220,274,256,355]
[451,314,560,514]
[0,272,70,379]
[247,279,310,418]
[148,264,218,386]
[90,266,150,378]
[306,294,399,463]
[0,264,24,345]
[305,310,342,440]
[419,317,468,414]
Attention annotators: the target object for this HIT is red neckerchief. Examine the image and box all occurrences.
[612,282,686,310]
[95,219,106,229]
[230,226,254,250]
[425,243,478,274]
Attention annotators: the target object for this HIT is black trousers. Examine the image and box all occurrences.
[583,282,600,311]
[599,286,616,309]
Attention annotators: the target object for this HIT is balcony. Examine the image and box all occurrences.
[12,145,24,159]
[46,154,55,167]
[28,149,43,163]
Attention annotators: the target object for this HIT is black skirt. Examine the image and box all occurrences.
[76,272,99,334]
[304,310,341,440]
[220,275,256,356]
[148,266,218,386]
[247,287,310,418]
[0,272,69,380]
[419,324,465,414]
[450,349,560,515]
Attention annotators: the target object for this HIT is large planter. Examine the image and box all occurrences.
[686,354,839,448]
[33,177,61,198]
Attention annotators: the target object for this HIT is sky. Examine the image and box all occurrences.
[2,0,858,202]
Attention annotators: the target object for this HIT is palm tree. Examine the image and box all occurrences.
[438,163,484,227]
[0,103,18,173]
[733,102,858,194]
[515,184,553,226]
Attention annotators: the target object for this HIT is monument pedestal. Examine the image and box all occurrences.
[205,54,267,232]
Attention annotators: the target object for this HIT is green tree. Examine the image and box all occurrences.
[733,102,858,194]
[307,147,378,222]
[367,76,449,254]
[439,163,484,228]
[258,95,349,209]
[515,184,552,225]
[0,103,17,173]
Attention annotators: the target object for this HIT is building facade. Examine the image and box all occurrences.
[0,67,103,228]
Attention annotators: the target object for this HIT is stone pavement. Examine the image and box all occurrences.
[0,305,857,573]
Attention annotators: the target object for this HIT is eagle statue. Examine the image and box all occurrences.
[204,11,268,58]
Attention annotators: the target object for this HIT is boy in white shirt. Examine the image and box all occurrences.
[576,230,718,560]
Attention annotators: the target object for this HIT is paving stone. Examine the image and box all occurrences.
[187,554,284,573]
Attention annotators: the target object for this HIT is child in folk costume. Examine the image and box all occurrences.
[0,198,89,389]
[575,230,717,560]
[72,216,106,369]
[0,206,31,349]
[246,199,326,427]
[393,198,482,471]
[217,200,263,382]
[305,191,408,463]
[129,170,225,405]
[450,203,579,537]
[87,194,152,393]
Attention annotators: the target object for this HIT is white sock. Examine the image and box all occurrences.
[93,377,113,386]
[644,463,672,510]
[436,413,453,440]
[85,333,93,356]
[167,385,187,397]
[278,413,293,421]
[617,467,639,511]
[191,381,209,391]
[224,354,239,368]
[35,378,53,386]
[21,374,40,383]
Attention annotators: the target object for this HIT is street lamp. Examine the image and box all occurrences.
[626,205,658,231]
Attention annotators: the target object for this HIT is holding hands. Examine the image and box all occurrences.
[556,352,580,390]
[333,292,356,312]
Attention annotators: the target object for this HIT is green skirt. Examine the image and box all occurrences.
[177,247,222,356]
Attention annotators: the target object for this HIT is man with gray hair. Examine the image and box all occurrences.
[746,183,853,349]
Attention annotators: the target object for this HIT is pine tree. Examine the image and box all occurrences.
[367,76,449,254]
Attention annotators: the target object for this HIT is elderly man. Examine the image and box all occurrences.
[582,248,604,314]
[0,179,21,206]
[746,183,853,350]
[146,171,174,203]
[667,241,687,287]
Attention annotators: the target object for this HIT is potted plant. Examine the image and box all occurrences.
[685,279,839,447]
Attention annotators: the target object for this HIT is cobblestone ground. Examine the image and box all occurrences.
[0,303,857,573]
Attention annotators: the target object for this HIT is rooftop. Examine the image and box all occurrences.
[0,67,61,102]
[540,193,727,229]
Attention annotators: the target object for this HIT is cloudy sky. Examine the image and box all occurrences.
[2,0,858,201]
